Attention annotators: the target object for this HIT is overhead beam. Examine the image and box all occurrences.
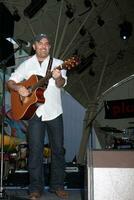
[77,54,109,164]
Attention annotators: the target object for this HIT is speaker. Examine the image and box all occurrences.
[87,150,134,200]
[0,3,15,67]
[64,162,84,189]
[4,164,50,187]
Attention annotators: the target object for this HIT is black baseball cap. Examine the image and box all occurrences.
[33,33,49,43]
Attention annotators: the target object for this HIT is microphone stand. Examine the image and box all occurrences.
[0,46,21,199]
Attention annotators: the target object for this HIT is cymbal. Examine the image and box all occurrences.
[100,127,123,133]
[126,127,134,129]
[0,134,21,151]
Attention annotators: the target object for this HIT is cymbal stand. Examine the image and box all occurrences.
[0,46,21,199]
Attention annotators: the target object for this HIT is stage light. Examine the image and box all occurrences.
[12,9,21,22]
[119,21,133,40]
[89,68,95,76]
[84,0,92,8]
[77,53,97,73]
[97,16,104,26]
[89,36,96,49]
[65,3,75,19]
[79,26,87,36]
[24,0,47,19]
[117,50,125,60]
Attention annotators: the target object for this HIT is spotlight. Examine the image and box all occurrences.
[84,0,92,8]
[73,49,79,55]
[89,36,96,49]
[24,0,47,19]
[77,53,97,73]
[89,68,95,76]
[65,3,74,19]
[97,16,104,26]
[119,21,133,40]
[117,50,125,60]
[12,9,21,22]
[79,26,87,36]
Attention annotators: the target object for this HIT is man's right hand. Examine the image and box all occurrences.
[18,85,30,97]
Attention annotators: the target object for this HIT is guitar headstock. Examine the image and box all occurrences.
[62,56,80,70]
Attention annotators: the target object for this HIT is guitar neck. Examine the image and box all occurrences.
[30,56,79,91]
[31,65,63,90]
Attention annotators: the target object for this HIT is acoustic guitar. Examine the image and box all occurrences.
[10,56,80,120]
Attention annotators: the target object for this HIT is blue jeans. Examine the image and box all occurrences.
[28,114,65,193]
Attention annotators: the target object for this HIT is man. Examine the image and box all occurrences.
[7,34,68,199]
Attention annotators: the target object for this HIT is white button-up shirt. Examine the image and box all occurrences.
[9,55,67,121]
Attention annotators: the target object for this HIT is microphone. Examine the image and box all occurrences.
[17,39,31,47]
[6,37,31,48]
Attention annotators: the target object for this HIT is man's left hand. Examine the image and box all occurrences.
[52,69,61,80]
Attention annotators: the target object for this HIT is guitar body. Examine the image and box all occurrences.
[11,75,45,120]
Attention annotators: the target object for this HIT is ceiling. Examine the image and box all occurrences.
[2,0,134,108]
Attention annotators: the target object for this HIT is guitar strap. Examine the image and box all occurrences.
[44,56,53,87]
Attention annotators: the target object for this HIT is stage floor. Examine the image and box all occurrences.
[2,188,85,200]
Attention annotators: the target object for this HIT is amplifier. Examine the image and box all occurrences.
[64,162,85,189]
[4,162,85,189]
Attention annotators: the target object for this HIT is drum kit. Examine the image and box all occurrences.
[0,134,52,183]
[100,126,134,149]
[0,134,28,180]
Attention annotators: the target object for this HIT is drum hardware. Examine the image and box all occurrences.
[0,153,9,181]
[100,126,123,133]
[0,135,19,179]
[0,134,20,153]
[113,137,134,149]
[16,143,28,170]
[99,127,131,149]
[123,127,134,140]
[43,144,51,164]
[2,144,28,181]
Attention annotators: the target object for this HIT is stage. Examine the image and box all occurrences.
[1,187,84,200]
[1,162,85,200]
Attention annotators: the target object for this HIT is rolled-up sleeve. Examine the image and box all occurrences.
[8,62,27,83]
[61,69,67,87]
